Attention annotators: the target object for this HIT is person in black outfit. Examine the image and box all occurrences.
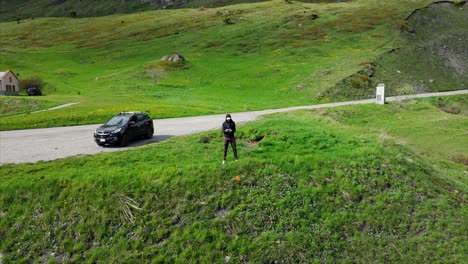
[222,114,238,164]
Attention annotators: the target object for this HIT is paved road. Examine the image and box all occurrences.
[1,90,467,165]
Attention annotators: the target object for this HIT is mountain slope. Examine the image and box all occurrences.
[1,0,272,21]
[1,0,150,22]
[0,0,442,130]
[323,1,468,100]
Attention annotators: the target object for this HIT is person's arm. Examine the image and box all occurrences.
[222,122,229,133]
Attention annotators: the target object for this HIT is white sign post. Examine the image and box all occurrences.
[376,83,385,105]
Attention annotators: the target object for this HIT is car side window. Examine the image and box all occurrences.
[130,116,137,123]
[137,114,146,122]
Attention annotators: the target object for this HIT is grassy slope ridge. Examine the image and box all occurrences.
[0,0,152,22]
[323,1,468,100]
[0,1,344,22]
[0,0,434,130]
[0,96,466,262]
[374,1,468,93]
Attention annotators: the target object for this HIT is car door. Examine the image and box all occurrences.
[127,115,139,139]
[135,114,148,137]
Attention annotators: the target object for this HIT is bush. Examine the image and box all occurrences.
[223,16,233,24]
[434,98,461,114]
[452,155,468,165]
[350,74,370,89]
[453,0,466,7]
[155,60,188,71]
[396,84,415,95]
[19,77,43,95]
[396,19,409,32]
[145,68,166,85]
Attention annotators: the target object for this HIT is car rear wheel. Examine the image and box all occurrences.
[120,133,130,147]
[144,128,153,139]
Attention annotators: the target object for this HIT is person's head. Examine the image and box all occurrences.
[226,114,232,122]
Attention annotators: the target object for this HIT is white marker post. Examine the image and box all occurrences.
[376,83,385,105]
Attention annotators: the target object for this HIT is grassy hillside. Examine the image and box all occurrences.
[0,96,466,262]
[0,0,152,22]
[0,0,435,130]
[322,1,468,100]
[0,1,344,22]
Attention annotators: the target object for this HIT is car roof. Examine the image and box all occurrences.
[115,112,148,116]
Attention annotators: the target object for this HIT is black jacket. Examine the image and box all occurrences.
[222,114,236,138]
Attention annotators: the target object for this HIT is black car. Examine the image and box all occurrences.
[94,112,154,146]
[27,87,42,96]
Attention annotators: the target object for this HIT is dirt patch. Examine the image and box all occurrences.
[452,155,468,165]
[214,209,230,219]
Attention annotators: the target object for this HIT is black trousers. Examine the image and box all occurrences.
[223,137,238,160]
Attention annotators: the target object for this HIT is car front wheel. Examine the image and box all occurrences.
[120,133,130,147]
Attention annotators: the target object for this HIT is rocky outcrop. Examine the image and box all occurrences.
[161,54,186,62]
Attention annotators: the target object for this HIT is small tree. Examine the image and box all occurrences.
[146,68,166,85]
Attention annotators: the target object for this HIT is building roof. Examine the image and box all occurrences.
[0,70,18,80]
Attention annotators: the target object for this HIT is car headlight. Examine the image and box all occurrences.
[112,127,123,134]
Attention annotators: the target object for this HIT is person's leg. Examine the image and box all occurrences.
[223,137,229,161]
[231,138,238,160]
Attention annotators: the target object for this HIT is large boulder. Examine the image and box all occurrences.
[160,54,186,62]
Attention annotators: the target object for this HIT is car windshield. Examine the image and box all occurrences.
[105,115,131,126]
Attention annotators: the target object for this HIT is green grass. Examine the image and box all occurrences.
[322,1,468,100]
[0,0,436,130]
[0,0,152,22]
[0,0,274,22]
[315,95,468,190]
[1,96,466,262]
[0,96,60,116]
[372,2,468,93]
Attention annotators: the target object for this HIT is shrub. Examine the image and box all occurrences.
[434,98,461,114]
[223,16,233,24]
[435,97,447,108]
[453,0,466,7]
[396,19,409,32]
[440,105,461,115]
[350,74,370,89]
[452,155,468,165]
[396,84,415,95]
[146,68,166,85]
[19,77,43,94]
[154,60,188,71]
